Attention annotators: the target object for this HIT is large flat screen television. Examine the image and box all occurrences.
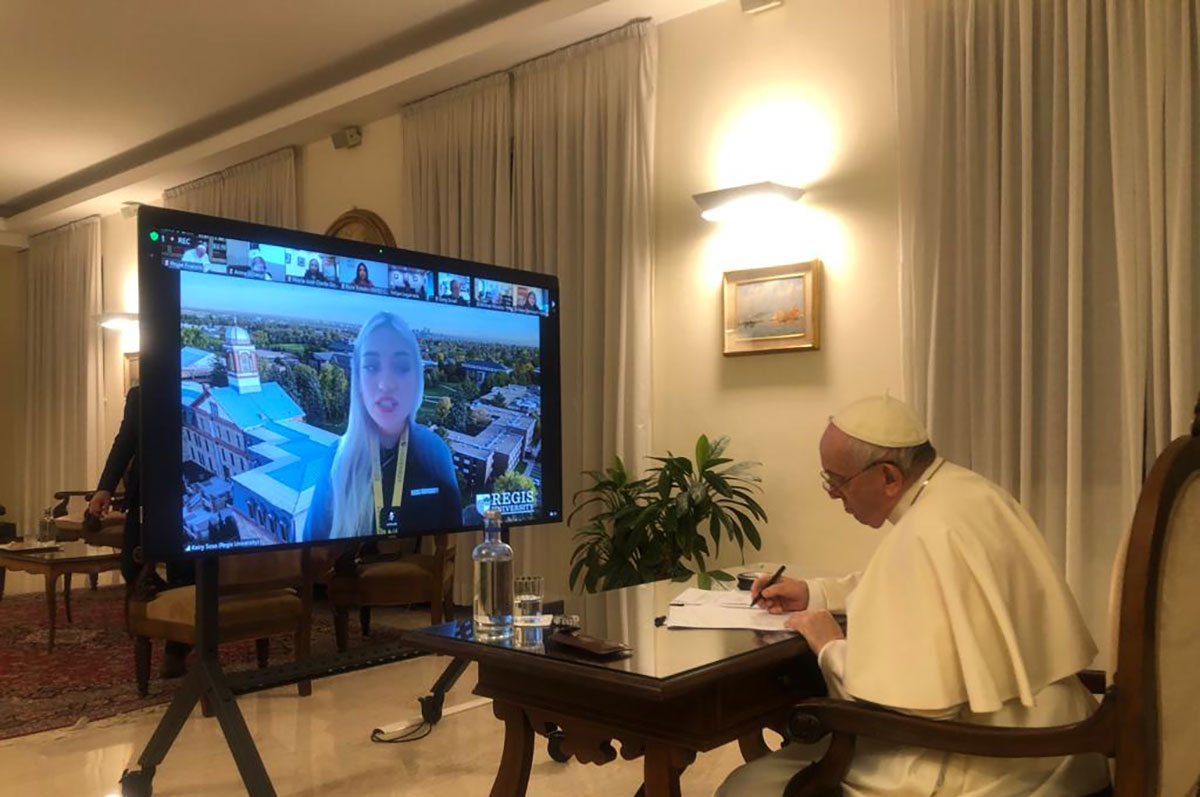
[138,206,561,560]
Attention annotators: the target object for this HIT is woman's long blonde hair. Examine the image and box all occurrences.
[327,312,425,537]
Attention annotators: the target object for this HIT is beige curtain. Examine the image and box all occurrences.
[400,73,513,263]
[511,21,657,598]
[893,0,1200,667]
[163,147,298,227]
[398,22,657,603]
[20,217,105,533]
[399,74,514,604]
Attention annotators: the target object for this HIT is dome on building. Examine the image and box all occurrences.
[224,326,252,346]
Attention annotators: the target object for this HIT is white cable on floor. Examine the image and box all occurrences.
[370,696,492,743]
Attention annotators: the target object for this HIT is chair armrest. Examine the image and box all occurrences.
[1078,669,1106,695]
[53,490,96,499]
[51,491,126,516]
[789,691,1117,759]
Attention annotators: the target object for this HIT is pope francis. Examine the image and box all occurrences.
[718,396,1112,797]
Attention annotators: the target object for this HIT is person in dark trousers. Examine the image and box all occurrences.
[88,385,193,677]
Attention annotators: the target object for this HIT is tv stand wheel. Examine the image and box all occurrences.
[419,692,444,724]
[547,728,569,763]
[120,766,155,797]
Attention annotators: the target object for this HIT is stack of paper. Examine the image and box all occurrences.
[665,587,795,631]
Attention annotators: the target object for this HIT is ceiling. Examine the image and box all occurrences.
[0,0,720,238]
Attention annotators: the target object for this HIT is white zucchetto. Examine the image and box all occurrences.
[831,394,929,447]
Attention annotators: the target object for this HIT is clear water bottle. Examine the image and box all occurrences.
[472,510,513,640]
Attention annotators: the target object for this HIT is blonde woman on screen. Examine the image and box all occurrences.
[304,311,462,541]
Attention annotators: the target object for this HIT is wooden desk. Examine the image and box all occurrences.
[403,578,825,796]
[0,542,122,651]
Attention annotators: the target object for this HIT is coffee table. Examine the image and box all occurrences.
[0,540,122,651]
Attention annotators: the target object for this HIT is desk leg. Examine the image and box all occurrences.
[44,574,58,652]
[63,573,73,624]
[0,568,6,600]
[641,743,693,797]
[490,701,533,797]
[89,572,99,590]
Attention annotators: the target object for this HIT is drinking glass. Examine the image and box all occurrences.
[513,575,544,626]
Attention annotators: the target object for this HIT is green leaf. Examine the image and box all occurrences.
[709,569,735,582]
[703,472,733,497]
[695,434,710,469]
[740,512,762,549]
[697,570,711,590]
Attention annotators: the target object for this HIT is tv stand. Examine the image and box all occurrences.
[120,557,275,797]
[418,656,470,723]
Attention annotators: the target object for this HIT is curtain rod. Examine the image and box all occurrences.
[401,17,651,111]
[29,214,101,241]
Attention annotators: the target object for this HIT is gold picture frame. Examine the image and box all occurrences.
[324,208,397,247]
[722,260,822,356]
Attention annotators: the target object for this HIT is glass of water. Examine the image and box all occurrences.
[513,575,544,626]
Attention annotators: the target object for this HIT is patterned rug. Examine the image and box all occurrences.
[0,585,408,741]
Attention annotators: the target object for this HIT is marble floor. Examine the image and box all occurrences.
[0,577,755,796]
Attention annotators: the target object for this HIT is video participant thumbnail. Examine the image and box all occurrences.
[515,285,547,315]
[475,278,514,310]
[175,271,545,552]
[389,266,433,300]
[337,258,389,292]
[162,231,230,273]
[436,272,471,306]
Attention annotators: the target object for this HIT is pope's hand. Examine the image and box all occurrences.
[785,610,845,654]
[87,490,112,518]
[751,575,809,614]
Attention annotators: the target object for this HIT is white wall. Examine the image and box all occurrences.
[298,114,405,240]
[653,0,902,576]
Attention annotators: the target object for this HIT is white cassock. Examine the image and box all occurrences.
[719,458,1111,796]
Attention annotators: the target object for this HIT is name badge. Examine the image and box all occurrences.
[410,487,440,497]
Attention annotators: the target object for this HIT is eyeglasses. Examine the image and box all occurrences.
[819,460,896,496]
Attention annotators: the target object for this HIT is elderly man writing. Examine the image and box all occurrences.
[719,396,1111,796]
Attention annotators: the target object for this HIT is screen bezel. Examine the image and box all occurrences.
[138,206,562,560]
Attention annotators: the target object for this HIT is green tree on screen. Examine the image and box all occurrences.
[292,364,326,425]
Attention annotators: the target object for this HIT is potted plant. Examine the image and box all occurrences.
[568,435,767,592]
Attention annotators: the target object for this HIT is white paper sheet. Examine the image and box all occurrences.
[666,587,796,631]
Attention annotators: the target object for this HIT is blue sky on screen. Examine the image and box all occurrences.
[180,271,539,346]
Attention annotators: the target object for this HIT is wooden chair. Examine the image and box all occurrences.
[783,392,1200,796]
[127,549,315,699]
[50,490,126,550]
[325,534,456,651]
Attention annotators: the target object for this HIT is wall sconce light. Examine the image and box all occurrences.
[97,312,139,331]
[692,181,805,223]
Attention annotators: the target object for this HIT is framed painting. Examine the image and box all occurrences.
[722,260,822,356]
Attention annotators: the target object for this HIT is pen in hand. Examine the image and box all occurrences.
[749,564,787,608]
